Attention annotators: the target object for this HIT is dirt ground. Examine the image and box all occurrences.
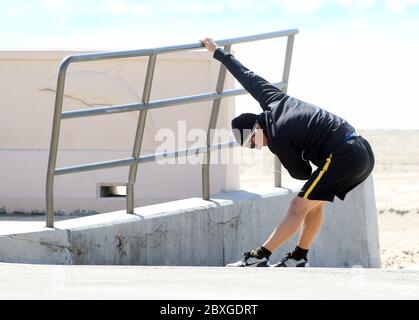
[360,130,419,269]
[238,129,419,269]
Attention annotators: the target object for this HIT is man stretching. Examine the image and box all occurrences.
[201,37,375,267]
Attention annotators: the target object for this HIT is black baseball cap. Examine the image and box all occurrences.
[231,113,259,146]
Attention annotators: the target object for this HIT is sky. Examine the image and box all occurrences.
[1,0,419,129]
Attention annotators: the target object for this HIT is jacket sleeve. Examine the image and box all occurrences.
[213,48,285,111]
[279,148,312,180]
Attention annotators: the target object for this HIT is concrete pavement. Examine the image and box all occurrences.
[0,263,418,300]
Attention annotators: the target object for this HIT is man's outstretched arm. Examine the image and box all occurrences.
[200,37,285,111]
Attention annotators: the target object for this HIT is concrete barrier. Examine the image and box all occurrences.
[0,176,380,267]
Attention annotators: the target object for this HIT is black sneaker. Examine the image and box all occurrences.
[226,250,269,267]
[270,252,309,267]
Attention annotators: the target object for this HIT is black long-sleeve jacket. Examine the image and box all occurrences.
[213,48,355,180]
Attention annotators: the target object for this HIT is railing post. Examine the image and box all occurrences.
[274,35,296,188]
[126,53,157,214]
[45,58,72,228]
[202,45,231,200]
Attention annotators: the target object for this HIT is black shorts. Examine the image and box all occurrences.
[298,136,375,202]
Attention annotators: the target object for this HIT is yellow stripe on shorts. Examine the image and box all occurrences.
[303,154,333,199]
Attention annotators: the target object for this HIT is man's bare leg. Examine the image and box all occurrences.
[262,197,324,253]
[298,204,325,250]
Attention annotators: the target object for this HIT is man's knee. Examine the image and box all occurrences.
[289,196,324,215]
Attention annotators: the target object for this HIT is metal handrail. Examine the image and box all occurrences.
[46,29,299,227]
[61,82,288,119]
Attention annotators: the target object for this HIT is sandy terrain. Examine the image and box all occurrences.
[360,130,419,269]
[238,129,419,269]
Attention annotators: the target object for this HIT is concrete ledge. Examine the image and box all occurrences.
[0,178,380,267]
[0,264,417,300]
